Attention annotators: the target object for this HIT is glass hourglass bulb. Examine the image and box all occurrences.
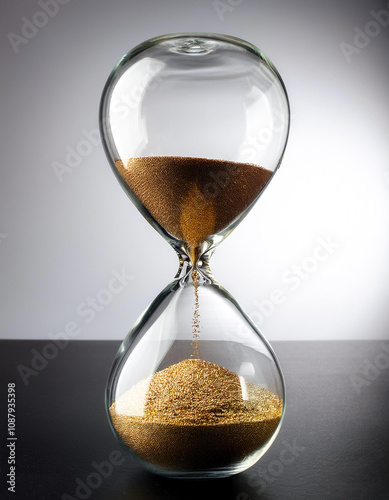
[99,33,290,478]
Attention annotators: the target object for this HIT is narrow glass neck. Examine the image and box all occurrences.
[174,251,214,285]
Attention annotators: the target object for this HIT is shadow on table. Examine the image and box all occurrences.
[112,469,272,500]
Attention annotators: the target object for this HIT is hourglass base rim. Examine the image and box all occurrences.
[134,455,261,479]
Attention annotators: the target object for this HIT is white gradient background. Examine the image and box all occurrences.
[0,0,388,341]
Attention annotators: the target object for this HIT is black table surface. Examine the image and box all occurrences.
[1,340,388,500]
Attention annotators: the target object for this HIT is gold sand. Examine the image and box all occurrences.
[110,359,282,471]
[114,156,272,263]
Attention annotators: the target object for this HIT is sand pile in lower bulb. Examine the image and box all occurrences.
[110,359,282,471]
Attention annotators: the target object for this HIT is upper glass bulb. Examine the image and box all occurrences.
[100,33,289,263]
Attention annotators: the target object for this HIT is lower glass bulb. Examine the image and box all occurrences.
[106,263,285,478]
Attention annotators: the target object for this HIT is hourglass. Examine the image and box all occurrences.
[99,33,290,479]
